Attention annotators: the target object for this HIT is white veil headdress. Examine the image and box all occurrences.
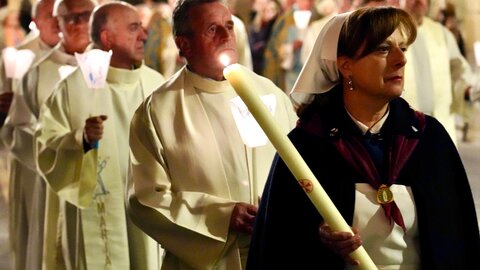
[290,12,352,106]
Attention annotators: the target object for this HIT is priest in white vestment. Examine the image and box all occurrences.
[2,1,96,269]
[35,2,166,269]
[396,0,475,144]
[0,1,60,269]
[127,0,297,269]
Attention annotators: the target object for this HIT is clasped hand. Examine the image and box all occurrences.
[318,222,363,266]
[84,115,108,144]
[229,202,258,235]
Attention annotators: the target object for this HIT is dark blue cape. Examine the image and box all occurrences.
[247,88,480,269]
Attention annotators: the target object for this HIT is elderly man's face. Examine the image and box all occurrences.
[34,0,60,47]
[177,2,237,80]
[104,6,147,68]
[57,1,95,54]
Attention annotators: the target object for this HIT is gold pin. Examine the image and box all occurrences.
[376,184,394,204]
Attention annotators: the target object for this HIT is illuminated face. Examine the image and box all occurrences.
[105,7,147,68]
[177,2,237,80]
[345,29,408,103]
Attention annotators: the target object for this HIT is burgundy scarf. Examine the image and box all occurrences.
[333,111,426,232]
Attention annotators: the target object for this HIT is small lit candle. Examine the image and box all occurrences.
[75,49,112,148]
[2,47,35,80]
[223,60,377,270]
[75,49,112,91]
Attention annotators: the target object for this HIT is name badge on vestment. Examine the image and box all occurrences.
[230,94,276,148]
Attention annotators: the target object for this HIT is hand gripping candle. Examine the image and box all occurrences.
[222,61,377,270]
[75,49,112,149]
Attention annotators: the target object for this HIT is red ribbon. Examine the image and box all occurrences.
[333,112,425,233]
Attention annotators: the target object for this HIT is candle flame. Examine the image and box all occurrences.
[219,53,231,67]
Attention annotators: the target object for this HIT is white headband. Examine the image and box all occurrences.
[290,12,352,105]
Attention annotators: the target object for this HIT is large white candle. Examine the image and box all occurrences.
[223,63,377,270]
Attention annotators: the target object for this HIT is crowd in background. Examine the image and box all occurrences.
[126,0,476,142]
[0,0,475,90]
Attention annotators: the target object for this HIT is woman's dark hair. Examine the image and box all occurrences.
[338,6,417,60]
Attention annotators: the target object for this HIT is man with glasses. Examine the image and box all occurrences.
[1,0,95,269]
[35,2,166,269]
[53,0,94,55]
[0,0,60,120]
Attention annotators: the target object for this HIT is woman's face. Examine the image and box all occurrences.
[263,1,280,22]
[345,29,408,103]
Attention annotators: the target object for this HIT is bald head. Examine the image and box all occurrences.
[90,1,137,47]
[32,0,53,18]
[90,1,147,68]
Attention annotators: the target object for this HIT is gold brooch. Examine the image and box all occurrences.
[376,184,394,204]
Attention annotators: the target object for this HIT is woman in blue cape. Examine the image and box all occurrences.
[247,7,480,269]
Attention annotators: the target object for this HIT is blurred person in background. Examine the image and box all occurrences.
[249,0,282,74]
[0,0,59,269]
[2,0,95,268]
[301,0,342,65]
[35,2,166,269]
[0,8,25,49]
[263,0,315,92]
[439,3,466,57]
[227,0,254,69]
[391,0,476,144]
[138,0,181,78]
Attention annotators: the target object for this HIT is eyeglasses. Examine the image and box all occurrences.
[59,11,92,25]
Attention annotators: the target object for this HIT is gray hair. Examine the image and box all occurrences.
[90,1,136,47]
[53,0,97,17]
[172,0,226,37]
